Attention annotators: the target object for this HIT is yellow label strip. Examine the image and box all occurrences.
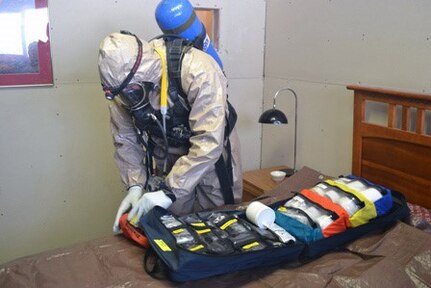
[154,239,172,252]
[242,242,260,250]
[220,218,238,230]
[189,244,205,252]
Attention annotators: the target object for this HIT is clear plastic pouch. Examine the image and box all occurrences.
[197,229,235,254]
[333,177,384,203]
[180,214,205,226]
[178,213,235,255]
[160,214,183,229]
[245,222,283,246]
[284,195,336,228]
[311,182,364,217]
[277,206,316,227]
[324,180,378,227]
[345,179,368,192]
[207,212,264,252]
[170,227,195,245]
[310,182,330,196]
[160,214,199,246]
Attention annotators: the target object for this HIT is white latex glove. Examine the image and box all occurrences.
[113,186,143,233]
[128,190,173,222]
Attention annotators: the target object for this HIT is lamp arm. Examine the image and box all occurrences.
[272,87,298,171]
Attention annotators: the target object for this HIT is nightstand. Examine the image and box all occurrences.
[242,166,289,201]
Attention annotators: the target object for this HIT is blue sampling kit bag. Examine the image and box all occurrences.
[140,188,408,282]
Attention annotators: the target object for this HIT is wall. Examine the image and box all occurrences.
[0,0,266,264]
[263,0,431,176]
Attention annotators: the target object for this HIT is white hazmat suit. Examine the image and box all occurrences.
[98,33,242,231]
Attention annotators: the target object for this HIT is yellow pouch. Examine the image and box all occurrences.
[325,180,377,227]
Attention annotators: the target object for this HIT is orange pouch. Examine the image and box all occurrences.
[120,213,150,248]
[301,189,351,238]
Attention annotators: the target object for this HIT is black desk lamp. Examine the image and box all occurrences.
[259,87,298,176]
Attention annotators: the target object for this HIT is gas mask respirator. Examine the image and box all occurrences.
[107,81,168,161]
[118,82,155,113]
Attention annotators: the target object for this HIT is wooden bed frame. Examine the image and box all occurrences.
[348,85,431,209]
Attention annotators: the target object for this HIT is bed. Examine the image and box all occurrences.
[348,85,431,230]
[1,85,430,288]
[348,84,431,209]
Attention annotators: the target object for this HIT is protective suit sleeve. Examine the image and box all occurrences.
[165,50,227,199]
[109,100,147,188]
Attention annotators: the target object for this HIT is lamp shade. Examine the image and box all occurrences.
[258,108,288,125]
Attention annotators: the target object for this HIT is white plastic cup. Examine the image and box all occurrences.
[361,187,382,202]
[246,201,276,229]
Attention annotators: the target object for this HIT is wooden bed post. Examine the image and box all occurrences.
[351,89,365,176]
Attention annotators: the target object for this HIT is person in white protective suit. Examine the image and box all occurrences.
[98,31,243,233]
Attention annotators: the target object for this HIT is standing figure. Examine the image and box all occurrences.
[98,31,242,232]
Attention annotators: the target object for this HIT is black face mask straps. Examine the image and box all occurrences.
[102,30,143,100]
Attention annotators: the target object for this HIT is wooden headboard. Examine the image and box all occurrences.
[347,85,431,209]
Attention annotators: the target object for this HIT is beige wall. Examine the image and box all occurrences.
[263,0,431,176]
[0,0,266,264]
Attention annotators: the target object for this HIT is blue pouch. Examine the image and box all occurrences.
[346,175,393,216]
[275,209,324,244]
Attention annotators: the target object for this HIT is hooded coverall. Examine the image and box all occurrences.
[98,33,242,215]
